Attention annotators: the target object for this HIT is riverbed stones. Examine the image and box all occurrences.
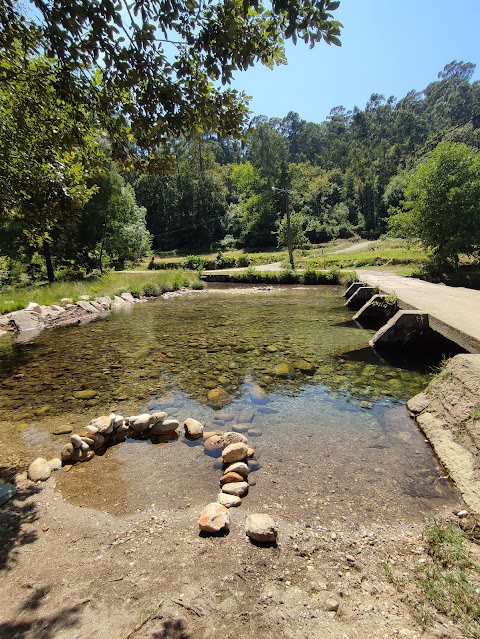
[222,481,248,497]
[220,471,244,485]
[198,502,230,533]
[222,432,248,449]
[217,493,241,508]
[273,362,292,378]
[28,457,51,482]
[236,408,255,423]
[294,359,316,375]
[245,513,278,542]
[73,389,98,400]
[207,387,231,409]
[48,458,62,470]
[222,442,248,464]
[224,462,248,477]
[184,418,204,439]
[232,422,250,433]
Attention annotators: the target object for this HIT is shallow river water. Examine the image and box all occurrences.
[0,285,460,522]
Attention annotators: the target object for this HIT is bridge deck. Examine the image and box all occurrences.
[360,271,480,353]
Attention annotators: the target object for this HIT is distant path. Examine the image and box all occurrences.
[360,270,480,353]
[331,240,374,254]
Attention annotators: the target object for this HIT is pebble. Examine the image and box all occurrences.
[222,442,249,463]
[236,408,255,423]
[248,428,262,437]
[245,513,278,542]
[198,502,230,533]
[61,443,74,461]
[48,458,62,470]
[72,389,98,400]
[325,598,339,612]
[457,510,468,518]
[52,426,73,435]
[222,481,249,497]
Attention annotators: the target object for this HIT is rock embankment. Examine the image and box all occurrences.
[0,289,194,338]
[407,353,480,512]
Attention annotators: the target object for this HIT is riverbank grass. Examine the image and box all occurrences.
[0,270,203,314]
[416,519,480,636]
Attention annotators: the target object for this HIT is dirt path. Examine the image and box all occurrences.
[331,241,375,254]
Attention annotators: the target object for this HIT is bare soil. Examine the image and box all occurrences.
[0,465,471,639]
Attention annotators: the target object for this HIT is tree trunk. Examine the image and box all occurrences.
[42,240,55,282]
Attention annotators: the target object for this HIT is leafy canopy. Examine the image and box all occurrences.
[1,0,342,156]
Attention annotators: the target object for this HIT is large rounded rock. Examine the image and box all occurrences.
[224,461,248,477]
[129,413,152,433]
[28,457,51,482]
[220,471,244,485]
[207,387,232,409]
[222,442,248,464]
[222,432,247,449]
[198,502,230,533]
[151,418,179,434]
[222,481,248,497]
[217,493,242,508]
[245,513,278,542]
[184,418,204,440]
[61,443,74,462]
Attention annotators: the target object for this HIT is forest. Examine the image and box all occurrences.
[1,1,479,285]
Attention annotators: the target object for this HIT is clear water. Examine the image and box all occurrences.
[0,286,459,522]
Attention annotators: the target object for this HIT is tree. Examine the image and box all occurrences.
[0,48,103,281]
[1,1,342,159]
[388,142,480,267]
[276,212,307,250]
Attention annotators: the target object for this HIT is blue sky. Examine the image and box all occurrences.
[230,0,480,124]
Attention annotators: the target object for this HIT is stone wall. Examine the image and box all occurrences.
[407,354,480,512]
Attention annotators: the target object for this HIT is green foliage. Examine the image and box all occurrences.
[182,256,204,270]
[276,212,307,249]
[416,519,480,635]
[389,142,480,266]
[1,0,342,159]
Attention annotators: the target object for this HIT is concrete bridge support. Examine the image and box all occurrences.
[344,286,375,311]
[369,310,430,349]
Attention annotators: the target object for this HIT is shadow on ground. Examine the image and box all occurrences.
[0,485,41,570]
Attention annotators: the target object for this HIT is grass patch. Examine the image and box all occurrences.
[0,270,202,314]
[228,267,342,285]
[416,519,480,636]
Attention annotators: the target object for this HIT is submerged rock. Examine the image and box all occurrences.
[198,502,230,533]
[204,435,223,452]
[207,387,232,409]
[236,408,255,423]
[72,389,98,400]
[273,363,292,378]
[245,513,278,542]
[294,359,316,375]
[249,384,269,404]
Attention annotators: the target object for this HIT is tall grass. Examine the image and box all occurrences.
[0,270,202,314]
